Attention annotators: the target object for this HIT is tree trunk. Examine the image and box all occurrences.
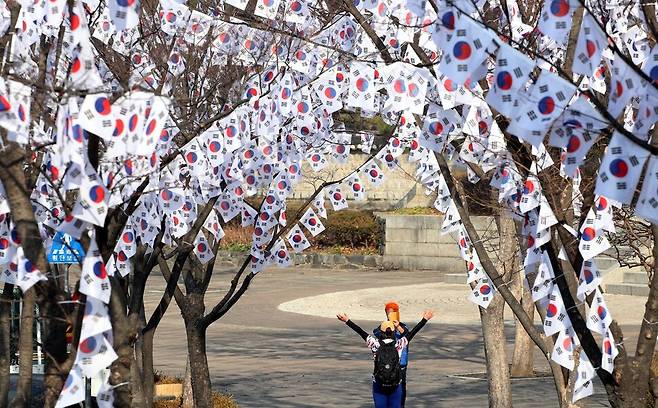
[41,297,70,408]
[510,221,535,378]
[0,283,13,407]
[186,323,212,408]
[510,283,535,378]
[130,326,146,408]
[182,358,194,408]
[108,277,134,408]
[479,295,513,408]
[618,224,658,407]
[141,327,155,408]
[478,211,516,407]
[11,289,35,408]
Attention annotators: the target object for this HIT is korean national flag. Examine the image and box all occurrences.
[576,259,602,301]
[608,57,648,119]
[438,14,495,85]
[537,0,577,45]
[595,132,650,204]
[286,224,311,253]
[80,236,111,304]
[506,69,577,147]
[635,156,658,225]
[469,277,495,309]
[601,328,619,374]
[485,42,534,118]
[346,61,376,109]
[578,208,611,261]
[573,352,595,402]
[586,288,612,335]
[543,285,572,337]
[551,326,579,370]
[55,365,85,408]
[572,12,607,77]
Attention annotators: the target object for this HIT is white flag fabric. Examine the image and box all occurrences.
[572,12,607,76]
[438,14,495,85]
[601,328,619,374]
[193,232,213,264]
[80,297,112,340]
[531,252,554,302]
[469,277,495,309]
[327,185,348,211]
[76,332,118,377]
[346,62,376,108]
[15,247,47,292]
[80,236,111,304]
[551,327,579,370]
[595,132,650,204]
[271,239,291,267]
[485,42,534,118]
[608,57,648,118]
[362,160,385,187]
[544,285,572,336]
[286,224,311,253]
[635,156,658,224]
[576,259,602,301]
[346,173,366,201]
[573,352,595,402]
[300,207,325,237]
[579,209,611,261]
[72,169,109,227]
[587,288,612,335]
[55,365,85,408]
[108,0,140,31]
[507,70,577,147]
[77,94,115,139]
[519,171,541,213]
[537,0,577,44]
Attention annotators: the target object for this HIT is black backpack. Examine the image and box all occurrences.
[373,340,401,392]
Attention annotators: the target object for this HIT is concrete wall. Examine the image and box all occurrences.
[377,214,495,271]
[290,153,435,211]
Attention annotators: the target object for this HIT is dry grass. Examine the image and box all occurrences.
[153,394,239,408]
[154,371,182,385]
[153,371,239,408]
[388,207,440,215]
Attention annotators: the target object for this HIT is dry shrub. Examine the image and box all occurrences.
[219,222,254,251]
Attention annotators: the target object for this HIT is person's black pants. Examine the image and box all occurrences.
[400,366,407,407]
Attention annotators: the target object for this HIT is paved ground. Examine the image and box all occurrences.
[145,267,644,408]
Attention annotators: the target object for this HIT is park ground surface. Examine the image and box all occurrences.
[147,266,647,408]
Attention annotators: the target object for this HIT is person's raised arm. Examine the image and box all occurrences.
[405,310,434,342]
[337,313,369,341]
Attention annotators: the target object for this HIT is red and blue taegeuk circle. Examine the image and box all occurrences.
[496,71,513,90]
[356,77,369,92]
[550,0,570,17]
[566,135,580,153]
[538,96,555,115]
[582,227,596,241]
[609,158,629,178]
[93,261,107,279]
[453,41,472,60]
[89,185,105,203]
[94,97,111,115]
[80,337,97,353]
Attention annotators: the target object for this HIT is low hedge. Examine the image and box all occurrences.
[313,209,382,250]
[219,203,383,252]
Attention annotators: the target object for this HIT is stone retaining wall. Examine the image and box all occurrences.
[376,214,496,271]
